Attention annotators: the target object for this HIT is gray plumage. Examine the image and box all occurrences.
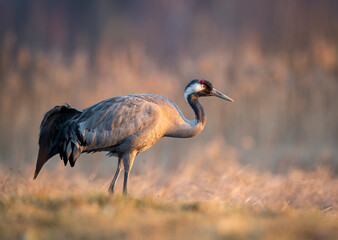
[34,79,233,194]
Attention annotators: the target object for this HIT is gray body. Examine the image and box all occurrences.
[34,79,233,194]
[79,94,204,155]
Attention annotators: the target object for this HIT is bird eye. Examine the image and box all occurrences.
[202,84,207,89]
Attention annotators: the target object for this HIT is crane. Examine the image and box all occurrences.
[33,79,233,194]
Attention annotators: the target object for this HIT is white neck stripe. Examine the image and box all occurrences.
[184,83,204,102]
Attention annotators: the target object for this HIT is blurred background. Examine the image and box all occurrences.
[0,0,337,181]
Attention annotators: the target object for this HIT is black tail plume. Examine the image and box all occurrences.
[34,105,82,179]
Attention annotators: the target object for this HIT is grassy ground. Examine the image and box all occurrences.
[0,163,337,240]
[0,193,337,240]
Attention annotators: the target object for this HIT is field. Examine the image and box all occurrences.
[1,160,337,240]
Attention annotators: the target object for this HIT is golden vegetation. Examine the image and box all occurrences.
[1,140,337,239]
[1,159,337,239]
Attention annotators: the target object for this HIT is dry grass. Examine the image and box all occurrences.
[1,193,337,240]
[1,153,337,239]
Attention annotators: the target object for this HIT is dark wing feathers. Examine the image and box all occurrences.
[34,105,82,179]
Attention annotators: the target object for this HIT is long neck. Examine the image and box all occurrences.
[167,94,206,138]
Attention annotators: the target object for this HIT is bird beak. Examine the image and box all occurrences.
[211,88,234,102]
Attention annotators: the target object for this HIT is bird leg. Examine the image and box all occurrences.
[122,152,136,195]
[108,157,124,194]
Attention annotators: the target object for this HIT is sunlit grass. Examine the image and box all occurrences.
[0,164,337,240]
[0,192,337,240]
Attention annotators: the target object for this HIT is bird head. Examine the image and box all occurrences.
[184,79,234,102]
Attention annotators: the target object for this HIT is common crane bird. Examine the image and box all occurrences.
[34,79,233,194]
